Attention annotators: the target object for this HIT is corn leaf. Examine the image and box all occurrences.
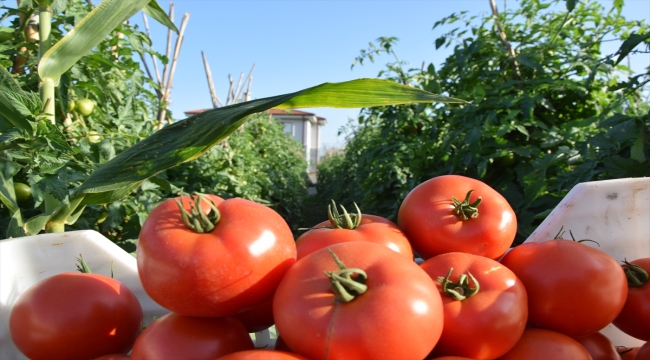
[143,0,178,33]
[38,0,150,81]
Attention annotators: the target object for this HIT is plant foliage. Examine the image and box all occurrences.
[319,0,650,244]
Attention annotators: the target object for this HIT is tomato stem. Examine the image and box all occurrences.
[174,193,221,233]
[622,260,649,288]
[437,268,480,300]
[327,200,362,229]
[451,190,482,220]
[324,248,368,302]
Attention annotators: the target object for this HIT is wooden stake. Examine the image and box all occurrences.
[489,0,521,80]
[142,12,162,84]
[202,51,221,108]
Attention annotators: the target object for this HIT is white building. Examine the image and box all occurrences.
[184,108,326,184]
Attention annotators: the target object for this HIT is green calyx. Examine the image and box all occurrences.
[437,268,480,301]
[174,193,221,233]
[451,190,482,221]
[324,248,368,303]
[76,254,92,274]
[327,200,362,229]
[623,260,649,288]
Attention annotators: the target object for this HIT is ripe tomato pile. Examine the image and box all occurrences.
[8,175,650,360]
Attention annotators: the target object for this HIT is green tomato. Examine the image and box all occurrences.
[67,100,76,112]
[76,99,94,116]
[87,131,101,143]
[13,182,32,203]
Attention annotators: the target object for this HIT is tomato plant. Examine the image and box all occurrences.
[421,252,528,359]
[273,242,443,360]
[500,238,628,338]
[130,313,254,360]
[613,258,650,341]
[498,328,592,360]
[137,194,297,317]
[574,332,619,360]
[397,175,516,260]
[9,270,143,360]
[217,350,309,360]
[296,201,413,259]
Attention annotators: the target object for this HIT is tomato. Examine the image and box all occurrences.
[274,336,292,352]
[67,99,76,112]
[9,272,143,360]
[129,313,254,360]
[95,355,130,360]
[635,342,650,360]
[428,357,474,360]
[500,239,628,338]
[296,202,413,260]
[421,252,528,359]
[574,332,619,360]
[217,350,309,360]
[273,242,444,360]
[497,328,592,360]
[398,175,516,260]
[233,294,275,333]
[613,258,650,341]
[13,182,32,203]
[618,347,640,360]
[137,194,296,317]
[76,98,94,115]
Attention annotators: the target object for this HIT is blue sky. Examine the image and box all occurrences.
[131,0,650,150]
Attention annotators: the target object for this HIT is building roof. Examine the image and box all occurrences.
[184,108,326,121]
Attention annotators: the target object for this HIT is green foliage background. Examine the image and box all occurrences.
[0,0,308,246]
[318,0,650,244]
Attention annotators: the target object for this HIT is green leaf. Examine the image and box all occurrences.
[0,161,19,215]
[38,0,151,81]
[143,0,178,33]
[435,36,445,49]
[0,86,34,132]
[614,32,650,66]
[75,79,465,203]
[6,209,26,238]
[603,156,650,178]
[630,134,646,163]
[52,0,68,14]
[613,0,624,13]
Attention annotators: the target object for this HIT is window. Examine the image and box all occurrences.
[281,122,294,136]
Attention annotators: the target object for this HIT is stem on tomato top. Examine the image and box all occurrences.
[437,268,480,301]
[451,190,482,221]
[623,260,649,288]
[174,193,221,233]
[76,254,92,274]
[324,248,368,302]
[327,200,363,229]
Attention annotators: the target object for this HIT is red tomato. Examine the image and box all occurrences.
[129,313,254,359]
[273,242,444,360]
[635,342,650,360]
[233,294,275,333]
[574,332,619,360]
[398,175,516,260]
[428,357,474,360]
[217,350,309,359]
[296,209,413,260]
[497,328,592,360]
[9,272,143,360]
[618,347,640,360]
[421,252,528,359]
[500,239,628,338]
[95,355,130,360]
[613,258,650,341]
[274,335,293,352]
[137,194,296,317]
